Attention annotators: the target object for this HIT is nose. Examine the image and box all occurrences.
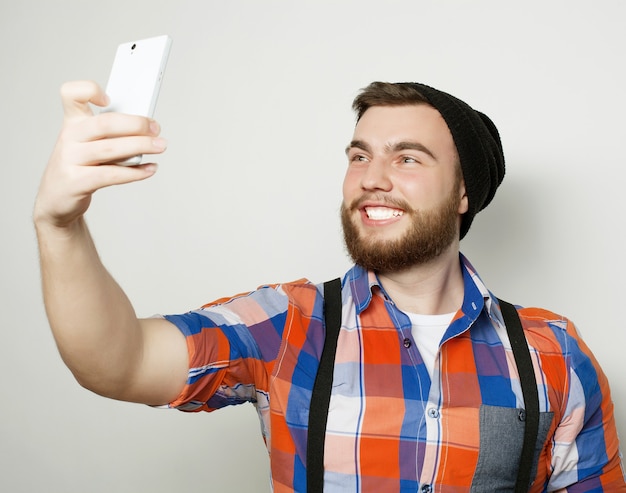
[360,159,392,192]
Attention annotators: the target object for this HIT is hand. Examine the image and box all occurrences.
[33,80,168,229]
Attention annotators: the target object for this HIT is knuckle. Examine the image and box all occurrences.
[59,80,81,97]
[60,80,101,108]
[126,114,152,134]
[98,112,150,135]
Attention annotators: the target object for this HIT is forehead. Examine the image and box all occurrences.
[353,104,456,156]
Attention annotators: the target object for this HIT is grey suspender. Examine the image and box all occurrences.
[307,278,539,492]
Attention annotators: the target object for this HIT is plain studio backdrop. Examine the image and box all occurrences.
[1,1,625,491]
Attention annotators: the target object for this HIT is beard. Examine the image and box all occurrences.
[341,189,461,273]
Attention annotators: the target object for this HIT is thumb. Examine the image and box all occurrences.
[61,80,109,119]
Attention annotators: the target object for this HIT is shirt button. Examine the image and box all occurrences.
[421,485,432,493]
[403,338,411,348]
[427,408,440,419]
[518,409,526,421]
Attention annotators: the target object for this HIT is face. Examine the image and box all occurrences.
[341,104,468,273]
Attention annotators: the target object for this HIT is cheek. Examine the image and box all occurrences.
[342,168,361,198]
[398,179,429,203]
[398,176,449,209]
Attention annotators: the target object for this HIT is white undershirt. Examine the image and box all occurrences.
[406,312,455,378]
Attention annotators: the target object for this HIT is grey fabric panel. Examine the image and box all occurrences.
[470,405,554,492]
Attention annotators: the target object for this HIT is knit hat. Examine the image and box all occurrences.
[406,83,505,239]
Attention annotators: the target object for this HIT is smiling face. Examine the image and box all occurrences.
[341,104,468,273]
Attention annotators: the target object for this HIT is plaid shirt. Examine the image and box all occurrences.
[165,255,625,492]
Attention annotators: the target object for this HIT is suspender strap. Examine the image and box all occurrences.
[498,298,540,493]
[307,282,538,493]
[307,278,342,493]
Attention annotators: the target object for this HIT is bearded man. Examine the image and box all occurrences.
[35,80,625,492]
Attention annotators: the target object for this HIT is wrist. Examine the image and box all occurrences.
[33,212,86,240]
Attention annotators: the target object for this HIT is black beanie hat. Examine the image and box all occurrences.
[405,83,505,239]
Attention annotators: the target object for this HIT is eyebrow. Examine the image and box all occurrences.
[345,139,437,160]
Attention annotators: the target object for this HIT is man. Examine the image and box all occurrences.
[34,80,625,492]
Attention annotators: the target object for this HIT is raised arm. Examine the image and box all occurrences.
[34,81,188,405]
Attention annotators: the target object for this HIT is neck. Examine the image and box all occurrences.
[377,245,464,315]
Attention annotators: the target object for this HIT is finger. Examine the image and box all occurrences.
[80,162,159,192]
[74,135,168,166]
[68,111,160,143]
[60,80,109,119]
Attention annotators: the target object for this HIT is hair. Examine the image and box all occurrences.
[352,82,431,121]
[352,81,464,185]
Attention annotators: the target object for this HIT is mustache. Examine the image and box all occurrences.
[346,193,414,213]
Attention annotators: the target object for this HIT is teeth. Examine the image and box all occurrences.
[365,207,404,220]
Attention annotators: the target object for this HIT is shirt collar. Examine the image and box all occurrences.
[459,254,503,327]
[345,264,379,314]
[345,254,500,323]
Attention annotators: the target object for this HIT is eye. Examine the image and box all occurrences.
[401,156,418,164]
[350,153,369,163]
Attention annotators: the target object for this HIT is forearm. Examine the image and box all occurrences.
[33,80,187,405]
[36,216,143,397]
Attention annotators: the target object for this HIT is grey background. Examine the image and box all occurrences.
[2,1,625,491]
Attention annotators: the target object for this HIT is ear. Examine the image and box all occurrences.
[458,180,469,214]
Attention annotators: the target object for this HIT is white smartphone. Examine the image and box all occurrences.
[101,35,172,165]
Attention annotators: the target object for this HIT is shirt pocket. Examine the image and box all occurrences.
[470,405,554,492]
